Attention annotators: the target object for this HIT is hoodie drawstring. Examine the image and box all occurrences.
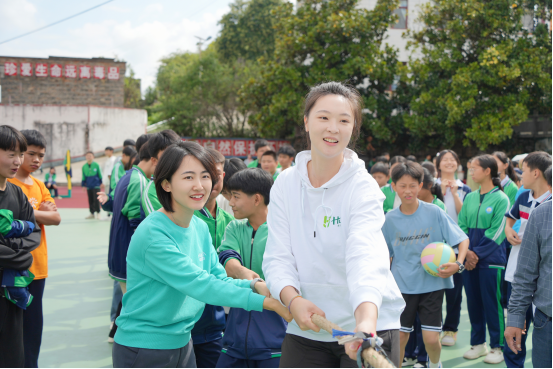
[312,188,332,238]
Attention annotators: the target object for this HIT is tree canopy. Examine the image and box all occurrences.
[240,0,403,147]
[403,0,551,150]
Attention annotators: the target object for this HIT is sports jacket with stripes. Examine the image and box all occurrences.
[458,187,510,268]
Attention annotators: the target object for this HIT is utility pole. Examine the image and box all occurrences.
[195,36,212,80]
[195,35,212,58]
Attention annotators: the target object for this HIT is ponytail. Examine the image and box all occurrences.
[493,151,517,183]
[474,154,504,192]
[422,167,445,202]
[432,182,445,202]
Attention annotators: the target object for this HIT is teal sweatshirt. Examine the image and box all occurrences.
[114,212,265,350]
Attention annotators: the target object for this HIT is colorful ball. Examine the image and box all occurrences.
[420,242,456,277]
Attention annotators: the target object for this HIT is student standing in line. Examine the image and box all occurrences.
[98,143,156,342]
[435,149,472,347]
[262,82,405,368]
[276,145,296,173]
[458,154,511,364]
[9,130,61,368]
[44,167,59,198]
[133,134,150,166]
[260,151,279,181]
[504,166,552,369]
[190,148,234,368]
[0,125,42,368]
[218,158,248,216]
[493,152,519,205]
[502,152,551,368]
[141,130,182,218]
[112,142,291,368]
[217,168,287,368]
[384,162,468,369]
[381,156,407,213]
[404,166,447,368]
[103,146,116,192]
[370,163,390,189]
[82,151,103,220]
[247,140,271,169]
[109,146,137,196]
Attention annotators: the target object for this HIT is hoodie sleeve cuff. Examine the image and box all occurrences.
[268,278,301,305]
[349,286,383,315]
[247,292,265,312]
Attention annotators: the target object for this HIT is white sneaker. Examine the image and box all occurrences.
[403,357,417,367]
[483,348,504,364]
[413,362,427,368]
[463,343,488,360]
[441,331,457,346]
[85,213,95,219]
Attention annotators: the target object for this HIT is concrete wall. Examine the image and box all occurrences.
[0,104,147,163]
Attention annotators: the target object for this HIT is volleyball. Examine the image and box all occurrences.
[421,242,456,277]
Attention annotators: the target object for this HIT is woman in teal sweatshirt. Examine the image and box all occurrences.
[112,142,290,368]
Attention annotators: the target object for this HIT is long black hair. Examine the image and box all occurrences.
[473,154,503,191]
[122,146,137,171]
[422,168,444,202]
[493,151,517,183]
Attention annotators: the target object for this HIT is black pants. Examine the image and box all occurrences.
[87,188,100,214]
[443,272,463,332]
[193,339,222,368]
[23,279,46,368]
[279,329,399,368]
[46,183,58,197]
[112,341,196,368]
[0,288,25,367]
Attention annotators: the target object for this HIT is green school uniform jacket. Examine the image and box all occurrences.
[502,178,518,206]
[194,206,235,250]
[110,160,126,193]
[432,196,447,212]
[381,184,396,213]
[142,180,162,217]
[81,162,102,189]
[217,220,287,360]
[458,187,510,268]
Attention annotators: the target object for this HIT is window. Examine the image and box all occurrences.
[391,0,408,29]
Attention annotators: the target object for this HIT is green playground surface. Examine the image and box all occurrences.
[40,209,533,368]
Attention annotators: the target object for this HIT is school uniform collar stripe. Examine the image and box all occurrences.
[144,181,155,214]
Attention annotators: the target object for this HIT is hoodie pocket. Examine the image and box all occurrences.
[300,282,355,334]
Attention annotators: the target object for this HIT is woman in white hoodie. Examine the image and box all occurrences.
[262,82,405,367]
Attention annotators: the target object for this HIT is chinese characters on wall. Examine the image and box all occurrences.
[4,62,120,80]
[182,138,290,157]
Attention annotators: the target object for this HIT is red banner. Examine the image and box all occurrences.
[181,138,291,157]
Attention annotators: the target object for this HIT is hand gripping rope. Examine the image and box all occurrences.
[311,314,395,368]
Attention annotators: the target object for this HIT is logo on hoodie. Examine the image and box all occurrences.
[323,215,341,228]
[198,252,206,261]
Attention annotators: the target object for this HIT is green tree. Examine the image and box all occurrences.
[217,0,283,62]
[151,47,253,137]
[403,0,552,150]
[124,66,143,109]
[240,0,404,147]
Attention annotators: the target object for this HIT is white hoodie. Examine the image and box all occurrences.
[262,149,405,342]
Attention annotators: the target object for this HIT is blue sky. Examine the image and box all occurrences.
[0,0,241,90]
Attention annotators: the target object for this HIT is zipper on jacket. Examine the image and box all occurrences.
[244,231,256,360]
[475,193,486,228]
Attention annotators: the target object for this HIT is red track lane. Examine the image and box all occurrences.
[53,186,90,208]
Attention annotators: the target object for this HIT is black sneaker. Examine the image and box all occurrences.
[403,357,417,367]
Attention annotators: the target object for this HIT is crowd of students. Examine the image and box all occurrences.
[0,80,551,369]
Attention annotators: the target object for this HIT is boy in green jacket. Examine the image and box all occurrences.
[217,168,287,368]
[81,151,102,219]
[191,148,235,368]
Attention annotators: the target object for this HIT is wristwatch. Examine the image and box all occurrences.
[250,278,264,292]
[455,261,465,274]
